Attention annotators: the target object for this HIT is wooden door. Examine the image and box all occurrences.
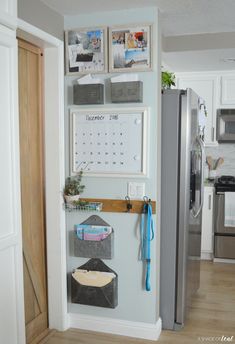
[18,39,48,344]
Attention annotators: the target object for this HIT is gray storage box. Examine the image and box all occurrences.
[71,258,118,308]
[111,81,143,103]
[73,84,104,105]
[74,215,114,259]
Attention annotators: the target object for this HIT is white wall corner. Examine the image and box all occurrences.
[44,45,67,331]
[68,313,162,341]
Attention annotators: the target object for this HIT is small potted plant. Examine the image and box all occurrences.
[63,171,85,207]
[161,70,176,90]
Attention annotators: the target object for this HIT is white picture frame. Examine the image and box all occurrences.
[65,26,108,75]
[70,107,149,177]
[109,24,152,73]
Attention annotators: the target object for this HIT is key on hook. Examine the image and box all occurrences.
[125,196,132,213]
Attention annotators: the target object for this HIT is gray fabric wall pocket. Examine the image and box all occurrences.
[74,215,114,259]
[71,258,118,308]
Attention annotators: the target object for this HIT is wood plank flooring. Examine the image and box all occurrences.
[41,261,235,344]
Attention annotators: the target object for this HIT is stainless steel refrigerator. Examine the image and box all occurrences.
[160,89,205,330]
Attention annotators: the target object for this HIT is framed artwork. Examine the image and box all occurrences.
[70,107,149,177]
[65,27,108,75]
[109,24,152,73]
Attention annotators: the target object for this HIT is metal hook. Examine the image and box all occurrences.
[143,196,149,204]
[125,196,132,213]
[143,196,152,212]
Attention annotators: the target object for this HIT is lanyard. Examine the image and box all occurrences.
[140,200,154,291]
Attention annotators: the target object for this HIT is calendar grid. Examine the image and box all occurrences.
[70,108,149,177]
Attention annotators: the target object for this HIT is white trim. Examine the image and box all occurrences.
[68,313,162,341]
[201,252,213,260]
[17,19,67,331]
[44,44,67,331]
[213,258,235,264]
[17,18,61,47]
[0,14,15,30]
[2,25,26,344]
[0,0,17,30]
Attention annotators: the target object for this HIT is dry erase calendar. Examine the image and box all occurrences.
[70,108,149,177]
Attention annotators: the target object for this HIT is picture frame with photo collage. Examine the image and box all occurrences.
[65,26,108,75]
[65,24,152,75]
[109,24,152,73]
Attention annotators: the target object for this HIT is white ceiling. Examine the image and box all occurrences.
[160,0,235,37]
[40,0,235,71]
[41,0,235,36]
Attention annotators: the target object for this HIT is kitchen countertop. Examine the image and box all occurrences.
[204,179,215,187]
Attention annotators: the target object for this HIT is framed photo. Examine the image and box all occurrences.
[65,27,108,75]
[109,24,152,73]
[70,107,149,177]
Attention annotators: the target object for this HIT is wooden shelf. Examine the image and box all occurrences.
[80,198,156,214]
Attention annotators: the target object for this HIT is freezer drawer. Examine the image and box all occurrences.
[214,235,235,259]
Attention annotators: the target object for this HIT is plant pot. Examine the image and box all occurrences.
[64,194,80,208]
[209,169,217,180]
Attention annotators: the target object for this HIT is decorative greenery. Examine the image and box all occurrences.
[63,171,85,196]
[72,200,89,206]
[161,70,176,89]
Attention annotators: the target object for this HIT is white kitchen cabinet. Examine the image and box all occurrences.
[176,73,218,146]
[220,74,235,106]
[201,186,214,260]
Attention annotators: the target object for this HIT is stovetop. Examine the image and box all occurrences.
[214,175,235,192]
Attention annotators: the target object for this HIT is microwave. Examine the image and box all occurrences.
[217,109,235,143]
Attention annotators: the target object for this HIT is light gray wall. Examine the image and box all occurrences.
[18,0,64,40]
[64,7,161,324]
[206,144,235,176]
[163,32,235,52]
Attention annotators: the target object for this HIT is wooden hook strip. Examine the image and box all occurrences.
[80,198,156,214]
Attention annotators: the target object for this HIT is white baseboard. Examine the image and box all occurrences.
[68,313,162,341]
[201,251,213,260]
[213,258,235,264]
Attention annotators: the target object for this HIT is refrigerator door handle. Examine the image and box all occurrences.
[191,136,205,218]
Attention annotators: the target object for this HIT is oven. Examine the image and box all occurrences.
[214,193,235,259]
[214,176,235,259]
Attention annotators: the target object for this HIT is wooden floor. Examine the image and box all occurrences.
[40,261,235,344]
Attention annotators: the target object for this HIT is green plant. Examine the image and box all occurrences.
[161,70,176,89]
[63,171,85,196]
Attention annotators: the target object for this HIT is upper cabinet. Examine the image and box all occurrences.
[220,74,235,106]
[176,73,219,146]
[0,0,17,29]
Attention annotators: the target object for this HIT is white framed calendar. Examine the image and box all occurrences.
[70,107,149,177]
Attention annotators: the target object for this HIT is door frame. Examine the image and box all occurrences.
[17,19,68,332]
